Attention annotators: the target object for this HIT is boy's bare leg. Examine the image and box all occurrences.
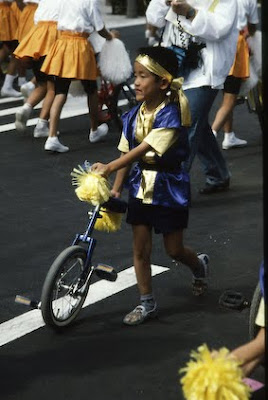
[163,230,209,295]
[123,224,155,325]
[163,230,201,271]
[132,224,153,295]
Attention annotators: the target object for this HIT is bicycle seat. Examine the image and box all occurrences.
[219,290,250,311]
[102,197,128,213]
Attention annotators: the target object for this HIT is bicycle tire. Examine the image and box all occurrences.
[248,283,262,340]
[41,245,90,329]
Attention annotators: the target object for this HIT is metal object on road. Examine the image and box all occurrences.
[219,290,250,311]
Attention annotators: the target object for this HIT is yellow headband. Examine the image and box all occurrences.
[135,54,191,127]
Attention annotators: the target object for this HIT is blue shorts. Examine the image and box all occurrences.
[126,197,189,234]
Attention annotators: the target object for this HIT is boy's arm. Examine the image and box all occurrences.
[92,141,152,178]
[230,327,265,376]
[111,154,131,197]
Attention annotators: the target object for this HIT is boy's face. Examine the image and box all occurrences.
[134,61,165,105]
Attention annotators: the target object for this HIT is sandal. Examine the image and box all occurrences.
[192,253,210,296]
[123,304,157,326]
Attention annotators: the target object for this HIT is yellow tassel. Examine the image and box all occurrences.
[71,165,110,206]
[94,209,122,232]
[179,344,251,400]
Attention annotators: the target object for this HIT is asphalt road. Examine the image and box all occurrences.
[0,25,265,400]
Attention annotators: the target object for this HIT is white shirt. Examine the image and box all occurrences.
[146,0,239,89]
[57,0,104,34]
[34,0,61,23]
[237,0,259,30]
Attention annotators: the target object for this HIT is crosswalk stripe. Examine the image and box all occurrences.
[0,97,130,133]
[0,264,169,347]
[0,96,23,104]
[0,102,42,117]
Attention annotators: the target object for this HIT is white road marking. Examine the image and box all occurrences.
[0,96,23,104]
[0,97,130,133]
[0,264,168,348]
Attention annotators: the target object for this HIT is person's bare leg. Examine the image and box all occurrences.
[164,230,209,296]
[163,230,201,273]
[132,224,153,295]
[26,81,47,108]
[44,92,69,152]
[39,80,55,120]
[221,108,247,149]
[6,55,18,76]
[212,92,237,134]
[223,112,233,134]
[48,93,67,137]
[123,224,155,325]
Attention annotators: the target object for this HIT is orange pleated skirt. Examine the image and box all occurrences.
[11,1,22,24]
[0,2,18,41]
[229,32,249,78]
[17,3,38,42]
[13,21,58,60]
[41,31,97,80]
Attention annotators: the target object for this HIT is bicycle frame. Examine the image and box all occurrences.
[71,204,101,286]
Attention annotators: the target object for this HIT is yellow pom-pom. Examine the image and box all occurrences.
[179,344,251,400]
[71,165,110,206]
[94,209,122,232]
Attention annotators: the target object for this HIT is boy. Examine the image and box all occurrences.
[91,46,210,325]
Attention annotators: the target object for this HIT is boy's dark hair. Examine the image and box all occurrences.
[137,46,179,78]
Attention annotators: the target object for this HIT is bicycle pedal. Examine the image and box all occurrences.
[218,290,250,311]
[95,264,118,282]
[15,295,41,309]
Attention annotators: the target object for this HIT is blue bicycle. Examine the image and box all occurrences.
[16,197,127,329]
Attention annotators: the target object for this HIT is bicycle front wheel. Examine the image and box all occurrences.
[41,245,90,329]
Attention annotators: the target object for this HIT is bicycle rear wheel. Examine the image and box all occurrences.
[41,245,91,329]
[249,282,262,340]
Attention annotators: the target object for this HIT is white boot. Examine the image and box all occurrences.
[222,132,247,150]
[89,123,108,143]
[1,74,21,98]
[44,136,69,153]
[15,103,33,132]
[33,119,49,138]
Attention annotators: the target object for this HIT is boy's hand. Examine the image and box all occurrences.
[110,189,121,198]
[91,162,110,178]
